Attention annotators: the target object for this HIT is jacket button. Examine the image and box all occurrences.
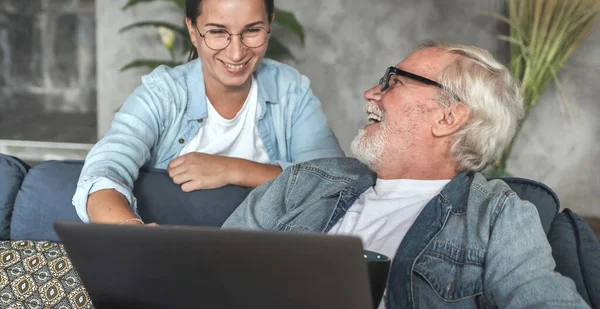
[179,138,185,144]
[197,119,203,123]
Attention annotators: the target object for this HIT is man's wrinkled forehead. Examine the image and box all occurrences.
[395,47,458,81]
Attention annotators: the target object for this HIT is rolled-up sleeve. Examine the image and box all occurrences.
[72,75,167,222]
[72,176,137,222]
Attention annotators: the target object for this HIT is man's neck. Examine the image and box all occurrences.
[374,154,458,181]
[374,139,459,180]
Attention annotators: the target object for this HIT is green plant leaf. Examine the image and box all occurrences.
[120,21,193,56]
[119,21,189,37]
[273,8,305,46]
[266,37,295,60]
[122,0,185,10]
[120,59,182,71]
[122,0,158,10]
[170,0,185,9]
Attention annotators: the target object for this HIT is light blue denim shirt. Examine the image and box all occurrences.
[223,158,589,309]
[73,58,344,222]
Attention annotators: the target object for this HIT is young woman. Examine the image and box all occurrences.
[73,0,343,226]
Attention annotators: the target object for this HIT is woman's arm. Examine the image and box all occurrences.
[73,79,167,223]
[86,189,142,224]
[167,153,282,190]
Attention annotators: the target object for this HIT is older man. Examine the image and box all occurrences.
[222,41,588,308]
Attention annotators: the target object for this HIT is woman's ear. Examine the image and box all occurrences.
[185,17,196,46]
[432,102,470,137]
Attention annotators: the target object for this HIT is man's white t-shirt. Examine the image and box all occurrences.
[179,76,270,164]
[328,178,450,308]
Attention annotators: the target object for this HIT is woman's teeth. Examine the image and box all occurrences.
[225,63,245,70]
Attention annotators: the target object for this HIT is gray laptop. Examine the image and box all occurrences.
[54,222,375,309]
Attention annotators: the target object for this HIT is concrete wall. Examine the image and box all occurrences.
[96,0,600,216]
[0,0,96,143]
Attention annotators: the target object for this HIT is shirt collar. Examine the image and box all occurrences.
[184,59,277,122]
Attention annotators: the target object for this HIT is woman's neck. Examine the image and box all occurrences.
[203,76,253,120]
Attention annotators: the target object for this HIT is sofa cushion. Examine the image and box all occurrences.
[0,155,30,240]
[547,209,600,308]
[10,160,253,241]
[499,177,560,234]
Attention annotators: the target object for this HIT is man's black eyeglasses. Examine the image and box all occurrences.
[379,66,460,101]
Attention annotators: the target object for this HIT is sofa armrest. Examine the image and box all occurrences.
[0,154,30,240]
[548,208,600,308]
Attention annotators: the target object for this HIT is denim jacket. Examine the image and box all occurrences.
[223,158,588,309]
[73,59,344,222]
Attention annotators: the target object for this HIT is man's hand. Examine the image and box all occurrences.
[168,152,236,191]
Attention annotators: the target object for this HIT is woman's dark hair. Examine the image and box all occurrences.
[186,0,274,60]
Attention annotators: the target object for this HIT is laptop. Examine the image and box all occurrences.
[54,222,376,309]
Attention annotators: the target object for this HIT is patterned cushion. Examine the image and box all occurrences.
[0,241,92,309]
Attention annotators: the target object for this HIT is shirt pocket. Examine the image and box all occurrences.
[413,249,484,301]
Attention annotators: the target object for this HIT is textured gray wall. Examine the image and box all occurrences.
[0,0,96,143]
[96,0,600,216]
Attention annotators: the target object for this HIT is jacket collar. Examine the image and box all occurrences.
[332,169,473,208]
[438,171,473,214]
[255,61,278,105]
[184,59,207,121]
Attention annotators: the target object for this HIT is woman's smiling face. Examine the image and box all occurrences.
[187,0,271,92]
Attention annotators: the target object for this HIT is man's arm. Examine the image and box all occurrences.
[483,194,588,308]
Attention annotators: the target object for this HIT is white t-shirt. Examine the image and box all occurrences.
[179,76,270,164]
[328,178,450,309]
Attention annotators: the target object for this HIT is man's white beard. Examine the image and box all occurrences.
[351,123,387,168]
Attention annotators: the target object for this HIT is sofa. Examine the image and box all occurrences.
[1,156,253,242]
[0,153,599,308]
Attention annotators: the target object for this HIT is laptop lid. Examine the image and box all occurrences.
[54,222,374,309]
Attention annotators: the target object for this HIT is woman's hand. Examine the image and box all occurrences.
[167,152,283,191]
[168,153,237,191]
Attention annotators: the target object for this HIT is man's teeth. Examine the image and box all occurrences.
[225,63,245,70]
[368,113,382,123]
[365,104,383,123]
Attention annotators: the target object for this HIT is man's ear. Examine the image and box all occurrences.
[432,102,470,137]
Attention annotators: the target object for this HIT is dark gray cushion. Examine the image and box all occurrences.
[548,209,600,309]
[0,154,29,240]
[10,160,253,241]
[499,177,560,234]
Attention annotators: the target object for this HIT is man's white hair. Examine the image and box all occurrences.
[419,41,525,172]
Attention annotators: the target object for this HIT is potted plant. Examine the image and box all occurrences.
[487,0,599,176]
